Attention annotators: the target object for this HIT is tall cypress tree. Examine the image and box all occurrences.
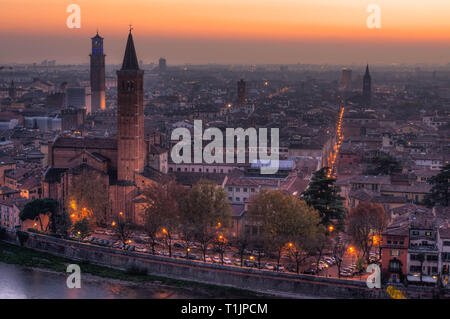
[302,167,346,228]
[424,163,450,208]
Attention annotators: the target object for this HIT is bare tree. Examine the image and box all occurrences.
[113,211,133,246]
[141,176,186,257]
[182,180,231,262]
[233,233,250,267]
[67,167,109,227]
[347,202,389,263]
[332,239,348,278]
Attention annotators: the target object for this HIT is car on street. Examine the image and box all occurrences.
[244,260,254,267]
[204,256,212,263]
[303,268,317,275]
[187,254,199,260]
[173,242,184,249]
[233,258,242,266]
[264,263,274,270]
[223,257,232,265]
[274,264,284,271]
[213,256,221,263]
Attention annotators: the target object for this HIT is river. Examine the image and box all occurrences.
[0,262,210,299]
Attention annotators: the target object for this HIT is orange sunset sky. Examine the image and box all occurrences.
[1,0,450,64]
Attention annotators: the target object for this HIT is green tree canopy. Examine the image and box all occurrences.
[424,163,450,208]
[72,217,91,240]
[19,198,59,232]
[248,190,323,267]
[365,151,402,176]
[182,180,231,261]
[302,167,346,228]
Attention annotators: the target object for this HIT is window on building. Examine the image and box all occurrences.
[391,250,400,257]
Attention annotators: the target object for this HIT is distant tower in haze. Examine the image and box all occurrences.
[362,64,371,105]
[117,29,145,182]
[341,68,352,90]
[8,80,16,100]
[159,58,167,72]
[90,32,106,112]
[237,79,246,104]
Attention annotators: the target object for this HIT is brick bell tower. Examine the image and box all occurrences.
[90,32,106,112]
[117,28,145,182]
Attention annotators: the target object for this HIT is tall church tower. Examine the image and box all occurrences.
[117,29,145,182]
[362,64,372,105]
[90,32,106,112]
[237,79,246,105]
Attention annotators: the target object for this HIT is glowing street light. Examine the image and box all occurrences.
[328,225,334,232]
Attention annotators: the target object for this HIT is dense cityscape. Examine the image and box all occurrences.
[0,1,449,305]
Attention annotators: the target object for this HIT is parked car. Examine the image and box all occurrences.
[187,254,199,260]
[204,256,212,263]
[244,260,254,267]
[340,270,352,277]
[303,268,317,275]
[233,258,242,266]
[213,256,221,263]
[274,264,284,271]
[264,263,274,270]
[173,252,184,258]
[173,242,184,249]
[223,257,232,265]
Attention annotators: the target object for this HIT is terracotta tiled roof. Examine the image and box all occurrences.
[53,136,117,150]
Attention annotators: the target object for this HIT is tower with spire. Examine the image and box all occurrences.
[116,28,145,182]
[237,79,246,105]
[8,80,16,100]
[362,64,372,105]
[90,32,106,112]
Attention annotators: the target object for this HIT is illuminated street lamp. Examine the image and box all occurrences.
[328,225,334,233]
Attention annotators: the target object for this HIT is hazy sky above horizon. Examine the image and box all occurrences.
[1,0,450,65]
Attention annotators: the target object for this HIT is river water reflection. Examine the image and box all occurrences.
[0,262,203,299]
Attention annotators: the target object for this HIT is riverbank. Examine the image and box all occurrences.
[0,241,272,299]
